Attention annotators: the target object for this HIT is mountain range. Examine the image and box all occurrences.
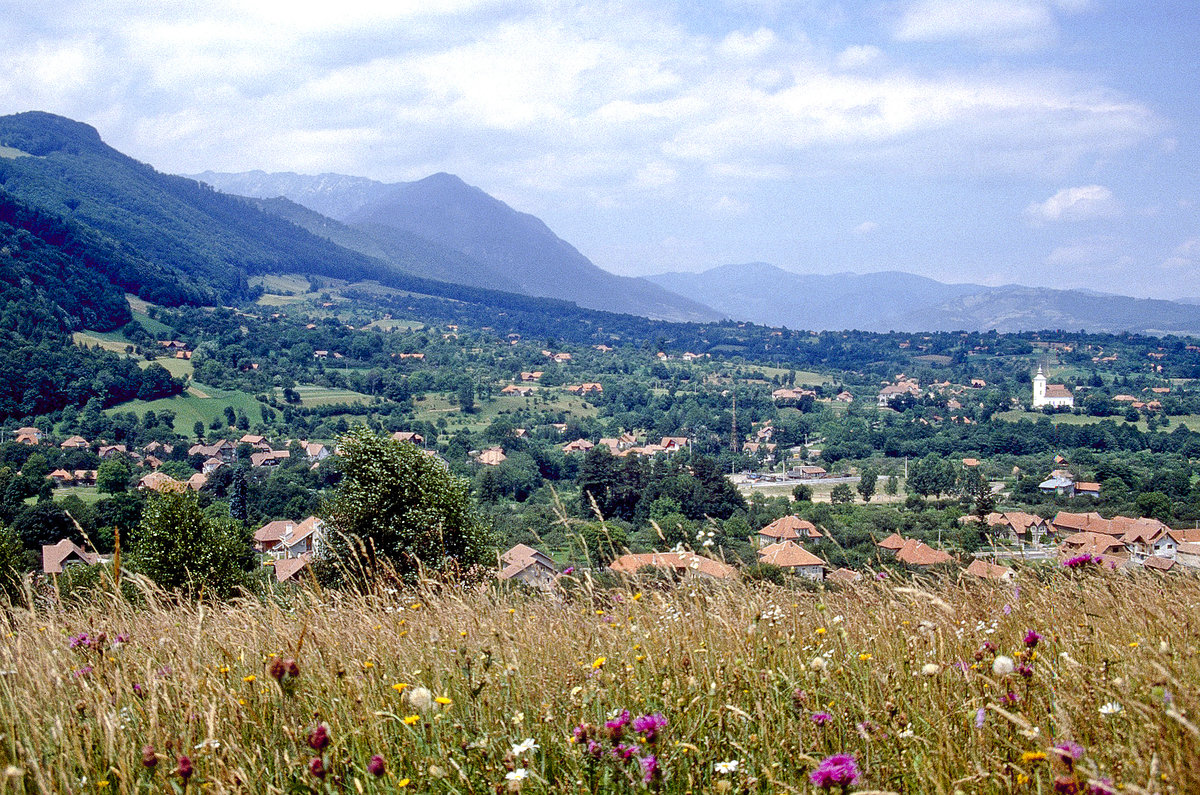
[647,263,1200,335]
[1,110,1197,335]
[190,170,719,322]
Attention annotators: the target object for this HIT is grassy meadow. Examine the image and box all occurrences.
[1,567,1196,793]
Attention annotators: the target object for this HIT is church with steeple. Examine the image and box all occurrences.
[1032,367,1074,408]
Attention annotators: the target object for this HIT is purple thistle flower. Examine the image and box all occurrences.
[307,723,330,752]
[1088,778,1116,795]
[1024,629,1043,648]
[562,566,575,575]
[606,709,631,740]
[1003,603,1012,615]
[1063,554,1100,569]
[586,739,604,760]
[639,754,658,784]
[1053,775,1080,794]
[810,753,860,790]
[811,711,833,727]
[73,665,93,677]
[69,633,89,649]
[611,743,640,761]
[1053,741,1084,771]
[633,712,667,743]
[367,754,385,777]
[132,683,145,698]
[114,633,130,644]
[308,757,326,779]
[1001,691,1020,706]
[1017,662,1034,679]
[176,755,193,782]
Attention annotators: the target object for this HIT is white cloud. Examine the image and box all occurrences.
[718,28,777,60]
[894,0,1059,51]
[854,221,879,234]
[836,45,882,70]
[1025,185,1119,223]
[1162,237,1200,270]
[635,161,678,188]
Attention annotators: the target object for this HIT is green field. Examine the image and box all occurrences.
[103,385,267,428]
[292,385,373,407]
[994,409,1200,432]
[414,390,599,432]
[744,365,826,386]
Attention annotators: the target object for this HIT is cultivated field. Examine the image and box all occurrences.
[3,567,1196,793]
[993,410,1200,433]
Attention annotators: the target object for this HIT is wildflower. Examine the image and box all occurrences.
[1062,554,1099,569]
[176,756,193,783]
[921,663,939,676]
[992,656,1015,677]
[572,723,594,744]
[406,687,434,712]
[974,708,986,729]
[1087,778,1116,794]
[367,754,385,777]
[639,754,659,784]
[403,715,420,725]
[309,757,326,779]
[506,769,529,781]
[809,656,827,672]
[1098,702,1122,716]
[267,658,286,680]
[73,665,93,678]
[633,712,667,744]
[1024,629,1043,648]
[1001,691,1020,706]
[1053,775,1080,794]
[1053,742,1084,772]
[286,659,300,678]
[141,745,157,769]
[811,711,832,727]
[307,723,331,752]
[114,633,129,644]
[1022,751,1048,763]
[809,753,860,790]
[243,675,256,683]
[586,740,604,759]
[605,709,631,740]
[611,743,640,760]
[511,738,539,755]
[715,760,739,774]
[858,653,872,662]
[816,627,827,635]
[591,657,607,670]
[562,566,575,575]
[132,683,145,698]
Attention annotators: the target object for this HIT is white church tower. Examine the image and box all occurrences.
[1032,366,1047,407]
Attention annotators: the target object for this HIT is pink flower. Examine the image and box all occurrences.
[1024,629,1043,648]
[176,755,193,782]
[367,754,385,777]
[309,757,326,779]
[633,712,667,743]
[606,709,631,740]
[639,754,658,784]
[811,711,833,727]
[810,753,860,790]
[307,723,330,752]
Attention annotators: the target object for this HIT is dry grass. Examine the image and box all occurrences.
[1,567,1197,793]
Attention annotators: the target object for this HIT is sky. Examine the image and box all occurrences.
[2,0,1198,298]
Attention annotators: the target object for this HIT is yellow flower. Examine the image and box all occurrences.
[97,782,109,789]
[1017,774,1030,785]
[508,608,516,614]
[218,666,230,674]
[435,696,452,705]
[816,627,827,635]
[237,699,246,706]
[398,778,411,787]
[362,661,375,670]
[243,675,256,683]
[636,655,646,662]
[460,631,467,637]
[592,657,607,669]
[632,592,642,601]
[410,603,422,610]
[403,715,420,725]
[1129,641,1139,648]
[1021,751,1047,763]
[393,683,409,692]
[858,653,872,662]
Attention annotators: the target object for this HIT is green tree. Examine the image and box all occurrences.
[792,483,813,502]
[884,474,899,496]
[830,484,854,505]
[577,521,629,566]
[131,491,252,597]
[456,381,475,414]
[0,524,25,599]
[324,426,491,581]
[96,458,132,494]
[856,470,877,503]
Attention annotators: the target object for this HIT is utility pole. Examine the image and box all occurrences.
[731,391,738,454]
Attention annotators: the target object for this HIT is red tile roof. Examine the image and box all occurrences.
[757,541,827,569]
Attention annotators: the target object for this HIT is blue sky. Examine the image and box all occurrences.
[2,0,1197,298]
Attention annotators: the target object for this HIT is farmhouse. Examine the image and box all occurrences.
[757,541,827,580]
[496,544,558,590]
[609,551,737,580]
[756,515,820,546]
[42,539,99,574]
